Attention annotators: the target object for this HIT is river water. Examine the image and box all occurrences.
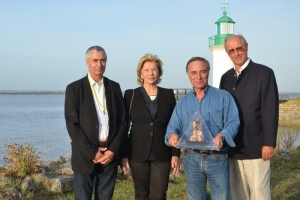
[0,94,71,166]
[0,94,299,166]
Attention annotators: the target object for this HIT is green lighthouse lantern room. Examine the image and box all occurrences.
[209,10,235,47]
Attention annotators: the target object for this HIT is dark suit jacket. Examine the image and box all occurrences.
[220,60,279,159]
[122,87,180,162]
[65,75,126,174]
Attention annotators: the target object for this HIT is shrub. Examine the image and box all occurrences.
[1,143,41,178]
[279,128,299,150]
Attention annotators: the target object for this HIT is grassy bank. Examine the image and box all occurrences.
[1,149,299,200]
[270,149,300,200]
[1,115,300,199]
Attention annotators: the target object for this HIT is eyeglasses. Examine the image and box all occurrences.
[227,47,244,56]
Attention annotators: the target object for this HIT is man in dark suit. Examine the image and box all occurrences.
[220,35,279,200]
[65,46,126,200]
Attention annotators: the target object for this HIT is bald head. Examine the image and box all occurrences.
[224,35,248,50]
[224,35,249,69]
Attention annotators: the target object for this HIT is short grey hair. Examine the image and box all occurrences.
[186,57,210,72]
[86,46,107,60]
[224,34,248,50]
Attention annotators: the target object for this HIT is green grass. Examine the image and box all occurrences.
[1,150,300,200]
[270,149,300,200]
[112,173,188,200]
[112,173,135,200]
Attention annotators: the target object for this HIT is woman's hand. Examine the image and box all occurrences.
[120,158,130,175]
[171,156,180,175]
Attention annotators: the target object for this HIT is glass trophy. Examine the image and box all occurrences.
[189,118,204,142]
[176,111,219,150]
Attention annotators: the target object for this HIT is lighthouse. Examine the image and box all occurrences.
[209,5,235,88]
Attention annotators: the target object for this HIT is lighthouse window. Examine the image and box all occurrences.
[217,24,220,34]
[221,23,227,34]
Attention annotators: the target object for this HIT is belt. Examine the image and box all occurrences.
[192,149,227,156]
[98,141,107,152]
[98,141,107,147]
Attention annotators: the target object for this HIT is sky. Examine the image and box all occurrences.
[0,0,299,93]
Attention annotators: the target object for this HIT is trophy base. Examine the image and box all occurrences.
[187,141,205,145]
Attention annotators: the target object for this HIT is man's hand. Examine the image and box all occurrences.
[168,132,179,147]
[120,158,130,175]
[171,156,180,175]
[92,149,104,164]
[213,133,224,150]
[262,146,274,160]
[98,150,115,165]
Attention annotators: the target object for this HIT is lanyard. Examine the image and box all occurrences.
[88,77,106,115]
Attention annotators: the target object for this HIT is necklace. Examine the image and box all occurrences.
[88,77,106,115]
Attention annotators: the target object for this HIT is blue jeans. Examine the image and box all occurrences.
[73,164,118,200]
[183,149,230,200]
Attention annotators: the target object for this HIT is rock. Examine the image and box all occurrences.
[37,160,57,173]
[32,173,48,185]
[0,177,23,199]
[38,165,50,174]
[62,160,72,169]
[21,176,35,192]
[277,151,294,160]
[49,174,73,193]
[1,156,75,195]
[5,187,22,199]
[57,156,67,163]
[57,168,73,175]
[33,173,73,193]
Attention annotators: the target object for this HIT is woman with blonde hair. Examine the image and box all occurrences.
[121,53,180,200]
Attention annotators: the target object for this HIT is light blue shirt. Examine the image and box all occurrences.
[165,85,240,148]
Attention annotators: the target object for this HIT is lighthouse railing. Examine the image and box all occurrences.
[208,34,233,47]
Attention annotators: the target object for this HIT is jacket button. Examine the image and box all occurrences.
[233,87,235,90]
[150,123,153,126]
[150,132,153,136]
[96,125,99,128]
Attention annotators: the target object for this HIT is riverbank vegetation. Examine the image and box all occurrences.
[1,144,299,199]
[1,122,299,199]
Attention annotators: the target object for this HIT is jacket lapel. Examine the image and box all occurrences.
[155,87,163,118]
[103,77,112,118]
[83,75,98,119]
[136,87,157,121]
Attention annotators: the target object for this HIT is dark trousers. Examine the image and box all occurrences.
[73,164,118,200]
[129,160,171,200]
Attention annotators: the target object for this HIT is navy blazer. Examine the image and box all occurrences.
[65,75,126,174]
[122,87,180,162]
[220,60,279,159]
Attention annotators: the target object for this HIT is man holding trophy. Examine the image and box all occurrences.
[165,57,240,200]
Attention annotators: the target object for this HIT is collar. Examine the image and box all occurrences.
[88,73,104,86]
[234,58,250,75]
[192,85,210,96]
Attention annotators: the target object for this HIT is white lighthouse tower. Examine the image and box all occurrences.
[209,3,235,87]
